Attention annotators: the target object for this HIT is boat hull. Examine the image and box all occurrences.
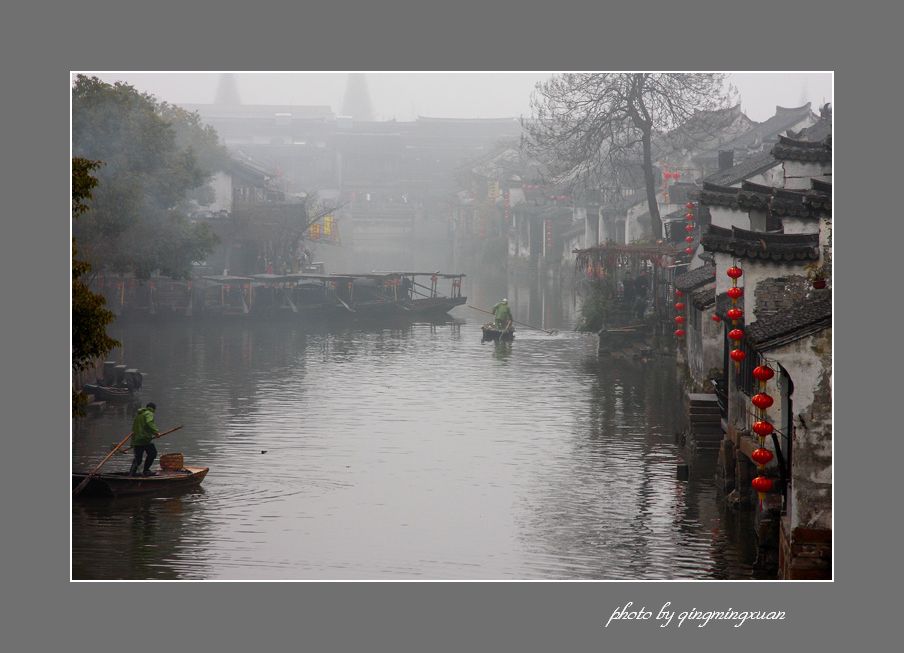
[72,466,209,498]
[481,325,515,343]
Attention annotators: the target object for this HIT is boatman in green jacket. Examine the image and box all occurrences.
[492,298,513,332]
[130,402,160,476]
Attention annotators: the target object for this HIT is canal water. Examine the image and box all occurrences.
[72,275,758,580]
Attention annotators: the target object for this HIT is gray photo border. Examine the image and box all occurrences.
[8,0,891,650]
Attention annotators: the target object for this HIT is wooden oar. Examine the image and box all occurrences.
[73,431,133,497]
[467,305,558,335]
[116,424,184,455]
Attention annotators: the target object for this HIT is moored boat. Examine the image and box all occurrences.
[71,466,209,498]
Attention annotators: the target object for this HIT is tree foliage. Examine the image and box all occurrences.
[72,157,119,416]
[526,73,730,239]
[71,75,226,278]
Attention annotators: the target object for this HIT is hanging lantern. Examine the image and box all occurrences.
[685,236,694,243]
[675,315,686,325]
[751,448,774,466]
[751,476,773,493]
[685,212,694,221]
[752,420,775,437]
[685,224,694,232]
[730,349,746,362]
[727,286,743,300]
[675,302,685,311]
[711,314,722,323]
[726,266,743,279]
[727,307,743,321]
[728,328,745,341]
[675,289,684,297]
[753,365,775,382]
[685,202,694,209]
[674,329,686,338]
[752,393,774,410]
[684,247,693,255]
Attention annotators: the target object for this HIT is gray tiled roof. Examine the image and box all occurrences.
[771,134,832,162]
[747,292,832,351]
[691,285,716,310]
[674,264,716,291]
[701,225,819,262]
[702,150,780,187]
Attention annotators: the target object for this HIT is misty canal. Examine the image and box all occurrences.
[72,275,757,580]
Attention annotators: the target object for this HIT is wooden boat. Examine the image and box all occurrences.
[481,323,515,343]
[71,466,209,498]
[82,383,136,402]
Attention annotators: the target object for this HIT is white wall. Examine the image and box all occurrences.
[208,171,233,213]
[782,161,831,190]
[710,206,750,230]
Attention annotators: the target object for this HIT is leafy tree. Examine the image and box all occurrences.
[526,73,730,239]
[72,158,119,416]
[71,75,225,278]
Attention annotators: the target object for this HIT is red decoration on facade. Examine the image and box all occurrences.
[684,247,693,255]
[753,420,775,437]
[711,315,722,322]
[727,307,743,321]
[685,224,694,232]
[675,302,685,311]
[675,290,684,297]
[751,448,774,465]
[685,236,694,243]
[675,315,686,324]
[685,202,694,209]
[674,329,686,338]
[685,213,694,221]
[727,286,743,300]
[753,365,775,382]
[730,349,746,362]
[726,266,743,279]
[728,328,745,341]
[751,476,773,493]
[752,393,774,410]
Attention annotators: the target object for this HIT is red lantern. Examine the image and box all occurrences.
[675,302,685,311]
[753,365,775,382]
[685,213,694,221]
[730,349,746,362]
[685,236,694,243]
[685,224,694,232]
[726,266,743,279]
[685,202,694,209]
[674,329,686,338]
[684,247,693,255]
[711,315,722,323]
[752,420,775,437]
[727,307,743,321]
[752,393,774,410]
[728,328,745,341]
[727,286,743,300]
[675,290,684,297]
[675,315,686,324]
[751,476,773,492]
[751,448,774,466]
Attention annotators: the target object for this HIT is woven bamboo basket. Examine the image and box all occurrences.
[159,452,184,471]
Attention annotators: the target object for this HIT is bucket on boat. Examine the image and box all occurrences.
[159,452,184,471]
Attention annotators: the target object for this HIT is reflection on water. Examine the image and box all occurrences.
[72,277,756,580]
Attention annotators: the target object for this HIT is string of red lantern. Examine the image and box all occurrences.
[683,201,695,256]
[674,288,685,338]
[750,363,776,502]
[726,263,745,366]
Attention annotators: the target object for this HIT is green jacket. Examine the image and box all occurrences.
[492,302,512,325]
[131,407,159,446]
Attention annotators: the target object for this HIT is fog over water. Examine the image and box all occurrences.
[72,277,760,580]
